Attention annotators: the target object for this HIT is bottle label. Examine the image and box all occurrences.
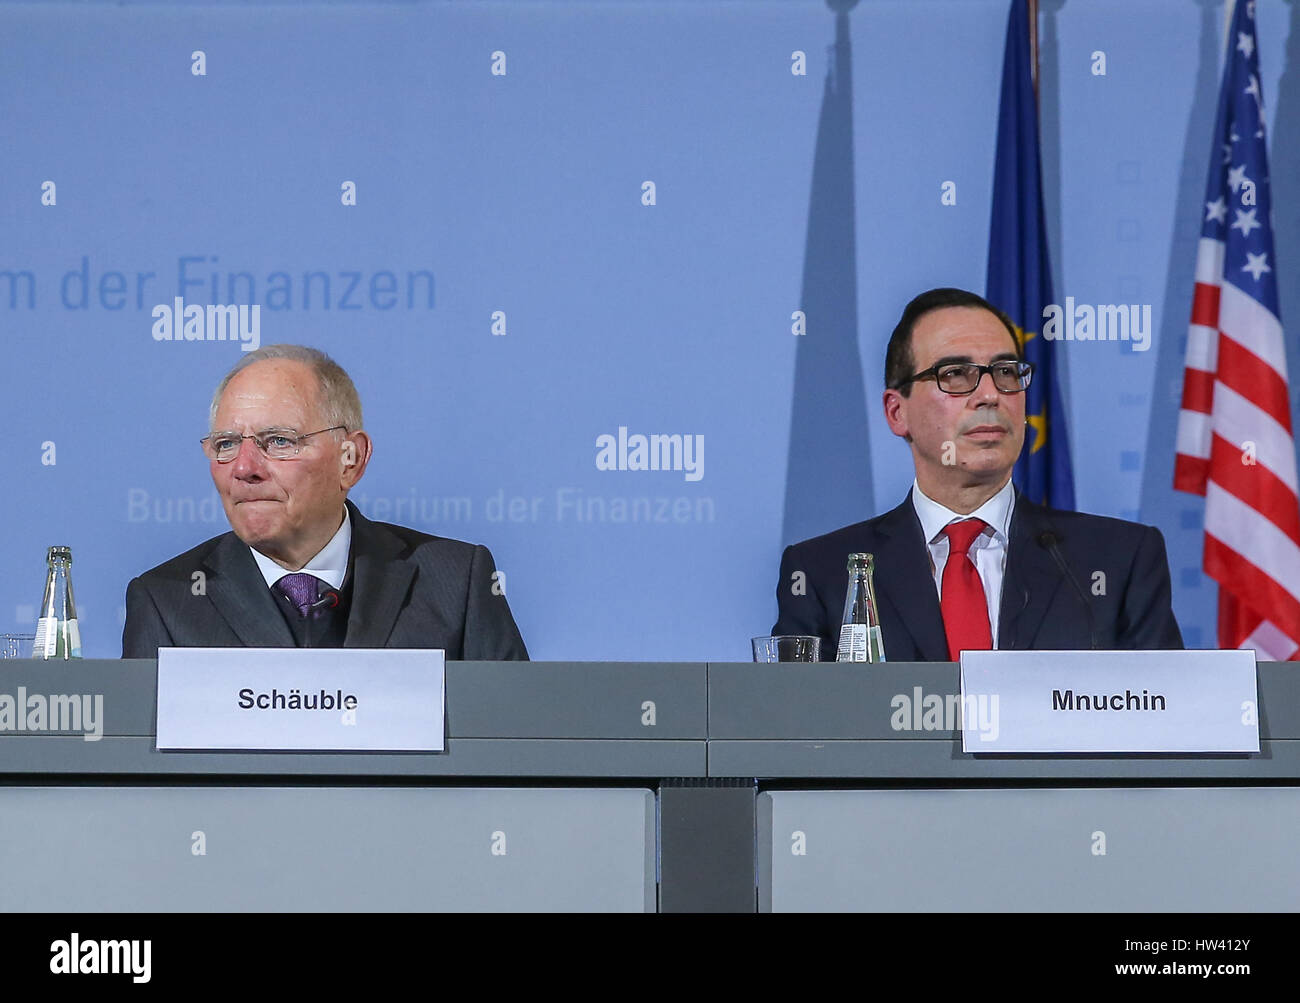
[837,624,886,663]
[33,617,55,658]
[32,618,81,659]
[837,624,868,662]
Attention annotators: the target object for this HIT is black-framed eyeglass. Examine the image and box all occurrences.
[893,360,1034,396]
[200,426,347,463]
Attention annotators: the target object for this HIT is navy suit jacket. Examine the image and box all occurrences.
[122,500,528,660]
[773,489,1183,660]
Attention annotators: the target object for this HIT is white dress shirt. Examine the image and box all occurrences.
[250,506,352,591]
[910,477,1015,648]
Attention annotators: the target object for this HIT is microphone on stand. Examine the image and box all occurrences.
[302,590,339,649]
[1036,530,1098,650]
[277,588,340,649]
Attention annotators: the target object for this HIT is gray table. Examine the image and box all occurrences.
[0,785,656,911]
[0,659,707,777]
[708,661,1300,911]
[0,659,702,912]
[1,659,1296,912]
[708,661,1300,778]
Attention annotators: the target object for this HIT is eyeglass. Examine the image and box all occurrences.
[200,426,346,462]
[893,360,1034,396]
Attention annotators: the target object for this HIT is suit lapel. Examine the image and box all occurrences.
[999,492,1066,650]
[343,500,416,648]
[205,534,295,647]
[874,493,950,662]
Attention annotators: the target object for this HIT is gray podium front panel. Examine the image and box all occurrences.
[0,660,707,777]
[710,661,1299,779]
[0,786,656,912]
[0,660,708,740]
[759,787,1300,911]
[710,661,1300,739]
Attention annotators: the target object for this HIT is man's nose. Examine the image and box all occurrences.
[970,369,1001,404]
[229,437,268,477]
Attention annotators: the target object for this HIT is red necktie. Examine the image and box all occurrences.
[941,519,992,660]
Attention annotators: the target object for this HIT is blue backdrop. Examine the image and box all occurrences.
[2,0,1298,660]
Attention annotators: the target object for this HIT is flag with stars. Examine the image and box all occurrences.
[985,0,1074,509]
[1175,0,1300,658]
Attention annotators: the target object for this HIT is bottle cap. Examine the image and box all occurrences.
[46,546,72,562]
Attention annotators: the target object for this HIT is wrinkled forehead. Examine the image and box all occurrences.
[911,306,1019,367]
[213,360,324,431]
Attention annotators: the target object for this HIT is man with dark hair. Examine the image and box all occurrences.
[772,288,1182,660]
[123,345,528,660]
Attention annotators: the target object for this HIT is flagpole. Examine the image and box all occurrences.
[1028,0,1039,100]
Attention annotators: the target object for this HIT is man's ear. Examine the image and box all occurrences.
[339,431,372,488]
[882,388,909,438]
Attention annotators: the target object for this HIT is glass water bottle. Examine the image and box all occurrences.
[32,546,81,659]
[836,552,885,663]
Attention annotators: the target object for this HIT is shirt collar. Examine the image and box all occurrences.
[911,476,1016,546]
[250,506,352,590]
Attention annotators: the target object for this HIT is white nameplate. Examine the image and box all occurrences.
[156,647,445,752]
[959,649,1259,753]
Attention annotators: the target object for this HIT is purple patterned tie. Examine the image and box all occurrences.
[275,573,324,618]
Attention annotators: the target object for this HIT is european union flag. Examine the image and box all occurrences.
[986,0,1074,509]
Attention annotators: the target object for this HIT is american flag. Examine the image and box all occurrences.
[1175,0,1300,658]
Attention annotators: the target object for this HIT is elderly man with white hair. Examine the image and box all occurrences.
[123,344,527,659]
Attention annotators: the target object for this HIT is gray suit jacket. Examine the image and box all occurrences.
[122,500,528,660]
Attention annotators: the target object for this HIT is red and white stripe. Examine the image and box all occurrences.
[1175,237,1300,659]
